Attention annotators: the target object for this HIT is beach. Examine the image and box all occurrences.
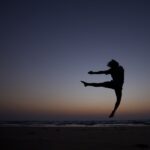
[1,126,150,150]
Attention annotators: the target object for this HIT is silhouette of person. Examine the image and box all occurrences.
[81,59,124,118]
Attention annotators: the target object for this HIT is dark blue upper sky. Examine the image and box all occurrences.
[1,0,150,120]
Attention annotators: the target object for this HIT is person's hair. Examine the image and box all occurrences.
[107,59,119,68]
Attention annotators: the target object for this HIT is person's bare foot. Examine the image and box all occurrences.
[109,112,114,118]
[81,81,88,87]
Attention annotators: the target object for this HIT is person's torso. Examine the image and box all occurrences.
[110,66,124,87]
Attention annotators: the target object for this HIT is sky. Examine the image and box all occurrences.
[1,0,150,120]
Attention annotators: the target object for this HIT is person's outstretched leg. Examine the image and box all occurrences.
[109,89,122,118]
[81,81,114,88]
[80,81,104,87]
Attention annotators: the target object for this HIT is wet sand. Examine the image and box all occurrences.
[0,126,150,150]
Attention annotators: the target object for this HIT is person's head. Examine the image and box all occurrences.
[107,59,119,68]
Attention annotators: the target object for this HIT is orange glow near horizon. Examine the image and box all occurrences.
[1,93,150,120]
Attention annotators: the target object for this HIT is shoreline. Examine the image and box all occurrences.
[0,125,150,127]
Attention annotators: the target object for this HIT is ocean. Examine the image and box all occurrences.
[0,120,150,127]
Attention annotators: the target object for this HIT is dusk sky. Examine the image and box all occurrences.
[1,0,150,120]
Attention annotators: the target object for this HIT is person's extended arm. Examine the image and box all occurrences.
[88,69,111,75]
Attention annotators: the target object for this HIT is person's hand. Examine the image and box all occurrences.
[88,71,94,74]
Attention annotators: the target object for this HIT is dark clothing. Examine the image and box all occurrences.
[104,66,124,89]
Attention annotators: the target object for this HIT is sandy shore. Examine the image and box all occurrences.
[0,126,150,150]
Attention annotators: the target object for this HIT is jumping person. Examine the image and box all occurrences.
[81,59,124,118]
